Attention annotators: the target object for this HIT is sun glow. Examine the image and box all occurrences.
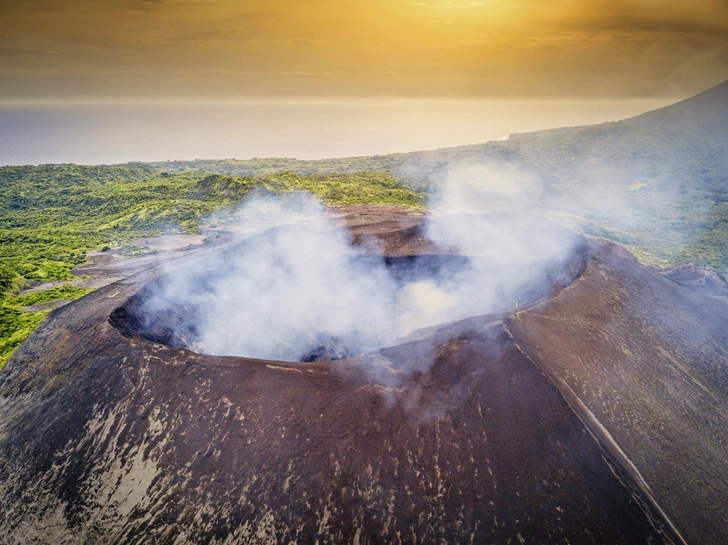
[0,0,725,99]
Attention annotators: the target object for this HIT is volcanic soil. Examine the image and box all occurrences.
[0,206,726,545]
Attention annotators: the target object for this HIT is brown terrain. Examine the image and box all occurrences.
[0,207,726,544]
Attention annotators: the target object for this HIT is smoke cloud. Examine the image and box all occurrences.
[138,164,581,363]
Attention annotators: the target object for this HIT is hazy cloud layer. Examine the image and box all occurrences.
[0,0,726,99]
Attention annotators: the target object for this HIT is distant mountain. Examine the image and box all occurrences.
[503,81,728,269]
[621,79,728,139]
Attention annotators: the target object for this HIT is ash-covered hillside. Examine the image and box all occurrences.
[0,207,727,544]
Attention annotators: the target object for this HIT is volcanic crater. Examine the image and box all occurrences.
[1,206,727,545]
[110,213,588,363]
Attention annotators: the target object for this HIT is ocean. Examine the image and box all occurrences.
[0,98,674,166]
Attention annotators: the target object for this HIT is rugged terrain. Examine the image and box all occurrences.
[1,209,726,544]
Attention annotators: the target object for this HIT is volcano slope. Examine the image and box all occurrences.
[0,212,726,544]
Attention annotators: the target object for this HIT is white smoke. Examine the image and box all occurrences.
[424,161,567,265]
[432,162,543,216]
[397,281,458,335]
[141,163,580,362]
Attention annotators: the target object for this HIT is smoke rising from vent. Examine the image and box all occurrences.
[138,165,582,362]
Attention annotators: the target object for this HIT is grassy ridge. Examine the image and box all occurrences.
[0,284,92,367]
[152,136,728,273]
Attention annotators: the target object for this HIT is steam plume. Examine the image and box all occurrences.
[140,164,580,362]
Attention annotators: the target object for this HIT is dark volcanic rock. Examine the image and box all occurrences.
[299,334,351,362]
[652,264,728,298]
[0,287,669,544]
[0,219,724,544]
[508,238,728,545]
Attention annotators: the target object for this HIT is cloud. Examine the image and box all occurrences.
[164,28,239,44]
[571,15,728,42]
[1,0,726,99]
[0,0,168,13]
[290,38,319,46]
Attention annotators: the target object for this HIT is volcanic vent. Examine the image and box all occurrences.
[110,203,588,363]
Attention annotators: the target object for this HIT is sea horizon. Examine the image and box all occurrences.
[0,97,675,167]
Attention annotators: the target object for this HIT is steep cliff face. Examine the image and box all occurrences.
[0,217,725,544]
[507,239,728,545]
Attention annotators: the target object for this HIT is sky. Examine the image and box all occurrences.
[1,0,727,101]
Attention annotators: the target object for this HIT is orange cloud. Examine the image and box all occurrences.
[0,0,725,99]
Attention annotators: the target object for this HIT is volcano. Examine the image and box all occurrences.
[0,209,727,545]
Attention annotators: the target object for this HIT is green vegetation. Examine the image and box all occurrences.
[152,139,728,272]
[0,308,49,368]
[0,164,423,286]
[152,156,402,178]
[0,164,424,368]
[12,284,90,308]
[0,284,92,366]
